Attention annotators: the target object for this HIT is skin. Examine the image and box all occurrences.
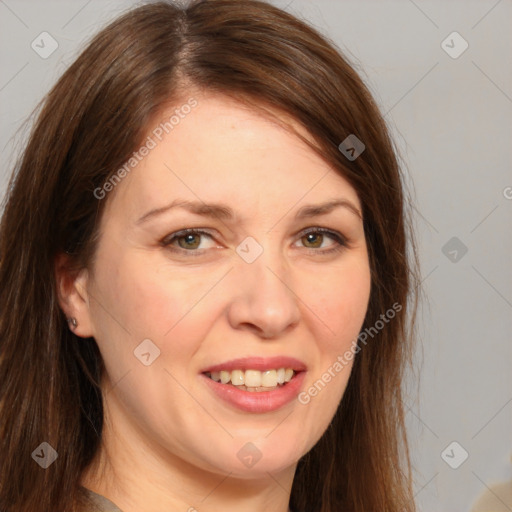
[56,92,371,512]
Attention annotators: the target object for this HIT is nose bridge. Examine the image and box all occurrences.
[236,232,289,290]
[228,233,301,338]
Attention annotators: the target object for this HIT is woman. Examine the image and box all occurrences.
[0,1,419,511]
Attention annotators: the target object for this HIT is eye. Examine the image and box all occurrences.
[295,227,347,254]
[161,229,217,254]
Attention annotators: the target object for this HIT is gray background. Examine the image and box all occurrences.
[1,1,511,510]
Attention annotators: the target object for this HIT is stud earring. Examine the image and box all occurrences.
[67,317,78,329]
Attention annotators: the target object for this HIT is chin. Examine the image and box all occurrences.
[192,441,303,480]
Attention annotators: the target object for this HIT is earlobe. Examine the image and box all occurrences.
[54,253,95,338]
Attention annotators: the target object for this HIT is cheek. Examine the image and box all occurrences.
[293,259,370,444]
[311,258,371,349]
[94,251,219,341]
[88,254,220,397]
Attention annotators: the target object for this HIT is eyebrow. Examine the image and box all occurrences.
[136,198,362,225]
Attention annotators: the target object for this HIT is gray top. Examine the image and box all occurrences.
[79,487,123,512]
[80,486,294,511]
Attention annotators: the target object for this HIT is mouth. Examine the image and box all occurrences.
[200,356,306,412]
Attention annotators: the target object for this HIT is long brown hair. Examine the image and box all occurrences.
[0,1,419,510]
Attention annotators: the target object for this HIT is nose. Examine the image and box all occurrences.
[226,246,301,340]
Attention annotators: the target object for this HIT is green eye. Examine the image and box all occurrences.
[162,228,216,255]
[177,233,202,250]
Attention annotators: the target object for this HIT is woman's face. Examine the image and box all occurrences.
[80,93,371,479]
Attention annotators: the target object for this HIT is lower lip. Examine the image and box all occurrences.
[201,371,306,413]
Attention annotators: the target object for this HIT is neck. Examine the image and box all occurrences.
[80,399,295,512]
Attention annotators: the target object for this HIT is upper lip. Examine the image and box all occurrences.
[200,356,307,374]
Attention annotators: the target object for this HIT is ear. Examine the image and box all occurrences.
[55,253,95,338]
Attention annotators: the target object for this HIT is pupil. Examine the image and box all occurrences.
[305,233,321,247]
[181,234,199,248]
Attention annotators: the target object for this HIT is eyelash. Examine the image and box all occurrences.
[161,227,348,257]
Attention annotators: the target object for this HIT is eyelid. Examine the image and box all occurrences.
[296,226,347,243]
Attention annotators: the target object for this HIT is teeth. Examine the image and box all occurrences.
[261,370,277,387]
[231,369,245,386]
[245,370,261,387]
[205,368,296,388]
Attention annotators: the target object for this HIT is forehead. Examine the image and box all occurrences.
[107,93,361,218]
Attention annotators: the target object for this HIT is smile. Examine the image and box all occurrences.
[200,356,307,413]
